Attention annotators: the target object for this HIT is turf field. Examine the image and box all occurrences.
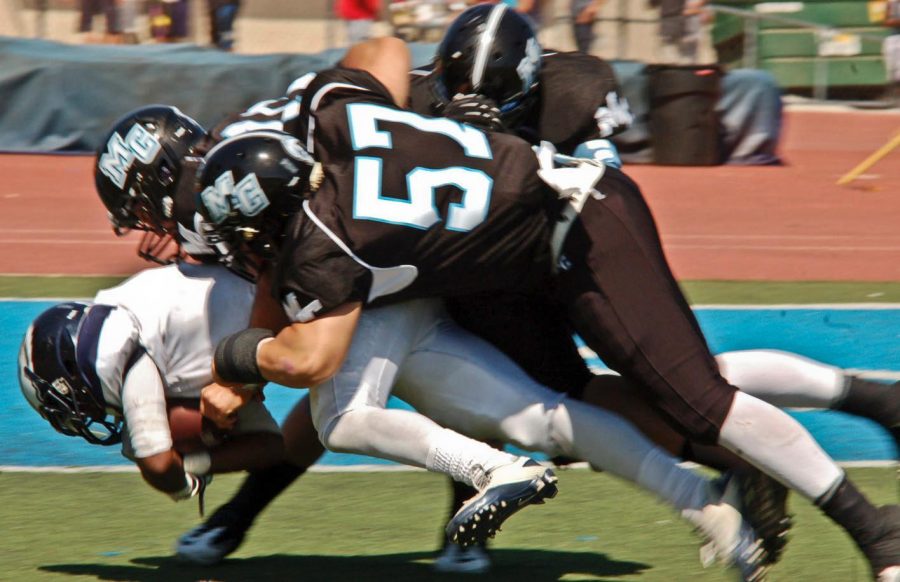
[1,467,896,581]
[2,277,898,580]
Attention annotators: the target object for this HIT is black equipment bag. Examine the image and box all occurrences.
[647,64,723,166]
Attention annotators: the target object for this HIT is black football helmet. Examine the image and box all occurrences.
[94,105,209,264]
[18,302,123,446]
[195,130,313,282]
[434,4,542,123]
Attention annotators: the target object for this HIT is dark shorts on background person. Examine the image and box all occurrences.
[79,0,119,33]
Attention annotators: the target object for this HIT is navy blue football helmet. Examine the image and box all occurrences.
[18,302,123,446]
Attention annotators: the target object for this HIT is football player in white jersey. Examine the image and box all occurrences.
[17,262,284,507]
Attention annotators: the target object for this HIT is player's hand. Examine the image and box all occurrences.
[443,93,507,133]
[200,382,255,429]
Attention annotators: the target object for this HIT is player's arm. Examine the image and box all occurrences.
[340,36,411,107]
[212,285,362,391]
[121,354,206,500]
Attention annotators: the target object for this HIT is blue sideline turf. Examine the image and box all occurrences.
[1,302,897,467]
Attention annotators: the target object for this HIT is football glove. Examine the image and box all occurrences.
[443,93,506,133]
[169,472,213,515]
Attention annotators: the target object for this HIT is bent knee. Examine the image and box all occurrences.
[498,401,566,457]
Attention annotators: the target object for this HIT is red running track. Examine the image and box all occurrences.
[0,108,898,280]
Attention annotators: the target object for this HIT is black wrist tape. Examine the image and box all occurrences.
[214,328,274,385]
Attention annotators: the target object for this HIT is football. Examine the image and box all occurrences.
[167,402,225,453]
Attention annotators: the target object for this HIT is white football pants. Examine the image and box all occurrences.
[312,298,717,514]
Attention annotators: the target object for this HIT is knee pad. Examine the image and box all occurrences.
[546,397,578,459]
[498,394,571,458]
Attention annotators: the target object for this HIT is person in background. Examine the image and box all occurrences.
[336,0,382,44]
[652,0,708,64]
[570,0,604,54]
[149,0,190,43]
[78,0,121,43]
[209,0,241,51]
[882,0,900,105]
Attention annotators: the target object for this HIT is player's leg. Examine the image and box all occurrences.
[555,167,899,578]
[176,397,323,565]
[433,291,597,571]
[715,350,899,447]
[310,298,557,545]
[395,317,771,577]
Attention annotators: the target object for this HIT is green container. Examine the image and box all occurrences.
[763,56,886,88]
[712,1,890,92]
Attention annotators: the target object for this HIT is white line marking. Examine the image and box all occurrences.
[668,244,900,252]
[691,304,900,310]
[1,460,893,473]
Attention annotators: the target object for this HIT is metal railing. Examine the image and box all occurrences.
[710,4,887,100]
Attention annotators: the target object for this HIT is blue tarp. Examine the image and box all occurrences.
[0,36,439,152]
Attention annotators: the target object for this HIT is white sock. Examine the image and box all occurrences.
[715,349,845,408]
[554,400,711,511]
[426,428,518,489]
[325,407,513,488]
[718,391,844,500]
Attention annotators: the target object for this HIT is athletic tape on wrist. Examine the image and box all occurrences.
[214,328,274,385]
[183,450,212,476]
[168,473,196,501]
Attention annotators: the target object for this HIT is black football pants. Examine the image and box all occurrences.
[554,167,737,444]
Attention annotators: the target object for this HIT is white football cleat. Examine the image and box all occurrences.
[432,543,491,574]
[445,457,558,547]
[685,474,770,582]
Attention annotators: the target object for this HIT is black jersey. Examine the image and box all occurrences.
[409,51,629,155]
[277,67,555,322]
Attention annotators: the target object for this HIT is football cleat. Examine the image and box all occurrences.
[861,505,900,581]
[733,468,793,564]
[445,457,558,547]
[175,508,249,565]
[688,473,770,582]
[432,542,492,574]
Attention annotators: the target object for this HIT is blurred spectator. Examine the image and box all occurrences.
[515,0,548,30]
[78,0,121,43]
[149,0,190,43]
[119,0,141,43]
[337,0,382,43]
[570,0,604,54]
[209,0,241,50]
[650,0,708,64]
[883,0,900,103]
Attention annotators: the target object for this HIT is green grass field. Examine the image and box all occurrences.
[1,467,896,581]
[3,277,898,581]
[4,276,900,304]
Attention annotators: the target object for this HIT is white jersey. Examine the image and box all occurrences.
[94,262,256,399]
[87,262,257,458]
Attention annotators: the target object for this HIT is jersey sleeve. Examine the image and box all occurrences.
[538,52,633,154]
[274,208,372,323]
[294,66,396,158]
[211,72,317,142]
[120,353,172,459]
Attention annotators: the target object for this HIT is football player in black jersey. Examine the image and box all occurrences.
[200,37,899,581]
[111,99,896,577]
